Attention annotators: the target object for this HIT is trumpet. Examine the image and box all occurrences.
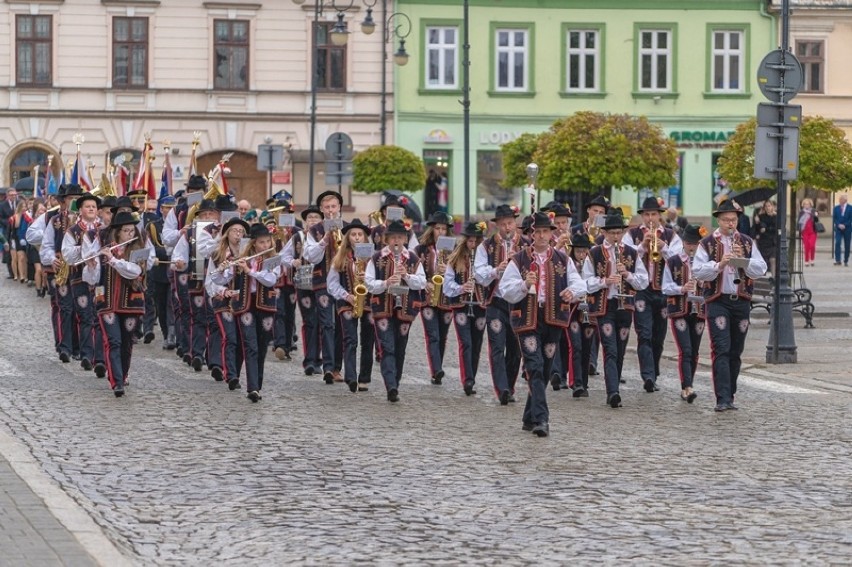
[73,237,139,266]
[352,258,368,318]
[649,222,662,263]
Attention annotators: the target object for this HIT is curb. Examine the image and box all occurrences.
[0,428,133,567]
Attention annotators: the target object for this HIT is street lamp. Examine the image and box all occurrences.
[292,0,358,204]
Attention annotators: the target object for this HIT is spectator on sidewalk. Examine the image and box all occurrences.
[665,206,688,237]
[753,200,777,276]
[798,198,820,267]
[833,194,852,266]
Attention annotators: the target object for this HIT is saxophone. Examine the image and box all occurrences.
[54,211,70,286]
[352,257,368,318]
[430,248,445,307]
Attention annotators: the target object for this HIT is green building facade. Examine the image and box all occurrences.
[395,0,775,221]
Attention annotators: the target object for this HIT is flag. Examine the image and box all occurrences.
[71,150,93,190]
[157,151,173,215]
[47,166,58,196]
[114,163,129,196]
[33,165,42,199]
[132,140,157,198]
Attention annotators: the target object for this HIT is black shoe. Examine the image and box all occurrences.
[532,422,550,437]
[507,394,516,403]
[619,378,626,384]
[305,366,315,376]
[726,402,739,410]
[572,386,586,398]
[323,371,334,385]
[143,331,155,344]
[387,389,399,403]
[589,365,599,376]
[607,393,622,408]
[499,390,510,406]
[211,366,224,382]
[114,388,125,398]
[93,363,106,378]
[247,391,260,403]
[163,340,176,351]
[522,422,534,432]
[431,370,444,385]
[578,388,589,398]
[228,378,240,391]
[834,262,842,266]
[182,354,192,365]
[176,346,185,358]
[550,374,561,391]
[347,380,358,393]
[686,392,698,404]
[643,379,656,393]
[191,357,203,372]
[714,403,728,412]
[59,352,70,363]
[80,358,93,371]
[463,381,476,396]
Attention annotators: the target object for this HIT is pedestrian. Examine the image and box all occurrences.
[665,206,689,236]
[210,223,280,403]
[327,218,375,393]
[693,199,767,412]
[798,198,821,267]
[832,194,852,266]
[443,221,487,396]
[499,211,586,437]
[82,211,154,397]
[583,210,649,409]
[29,199,47,297]
[753,200,778,275]
[415,211,455,386]
[364,220,426,403]
[662,224,708,404]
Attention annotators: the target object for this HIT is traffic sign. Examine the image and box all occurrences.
[325,132,353,159]
[325,132,354,186]
[754,126,799,181]
[257,144,285,171]
[756,102,802,128]
[757,49,803,103]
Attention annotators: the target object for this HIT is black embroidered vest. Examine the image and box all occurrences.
[308,223,340,290]
[368,250,423,322]
[508,248,572,333]
[445,257,486,310]
[94,259,146,315]
[481,233,526,305]
[665,254,705,318]
[66,222,98,285]
[586,244,640,316]
[699,233,755,301]
[415,243,454,311]
[627,225,674,291]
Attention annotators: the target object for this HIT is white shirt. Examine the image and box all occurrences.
[210,257,281,294]
[662,253,690,297]
[692,229,768,294]
[60,220,100,264]
[162,208,181,248]
[583,242,649,296]
[622,224,683,285]
[25,212,46,246]
[327,267,349,301]
[499,248,587,305]
[364,247,426,295]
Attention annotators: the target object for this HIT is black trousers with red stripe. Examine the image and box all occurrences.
[338,309,374,385]
[71,281,98,364]
[237,303,274,393]
[595,299,633,396]
[48,274,75,356]
[420,306,453,379]
[99,312,138,391]
[214,310,242,384]
[567,308,594,391]
[296,289,320,371]
[373,315,413,393]
[486,298,522,398]
[669,313,704,390]
[452,305,486,388]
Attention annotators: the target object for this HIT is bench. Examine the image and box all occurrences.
[750,276,815,328]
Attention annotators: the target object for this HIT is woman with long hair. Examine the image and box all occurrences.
[210,223,280,403]
[82,211,152,397]
[30,200,47,296]
[206,217,250,391]
[327,218,374,393]
[799,198,820,267]
[442,221,487,396]
[415,212,455,385]
[11,200,29,282]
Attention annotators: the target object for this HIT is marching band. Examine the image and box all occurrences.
[22,170,768,434]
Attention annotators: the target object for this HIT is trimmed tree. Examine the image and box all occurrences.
[500,132,544,189]
[352,145,426,194]
[500,111,678,194]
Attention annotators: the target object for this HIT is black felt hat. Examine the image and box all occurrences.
[109,211,139,228]
[249,223,271,239]
[548,202,572,218]
[315,190,343,208]
[638,196,666,213]
[215,195,237,212]
[300,205,322,221]
[342,218,371,236]
[110,196,139,214]
[59,183,84,199]
[529,211,555,230]
[222,216,250,236]
[75,192,101,209]
[712,198,744,217]
[461,221,486,237]
[587,195,610,210]
[491,204,520,222]
[600,211,628,230]
[185,175,207,190]
[426,211,454,227]
[682,224,704,244]
[384,220,408,236]
[99,196,117,210]
[197,199,217,213]
[570,234,593,248]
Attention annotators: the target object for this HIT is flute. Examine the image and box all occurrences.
[73,237,138,266]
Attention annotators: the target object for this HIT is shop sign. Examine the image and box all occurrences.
[424,129,453,144]
[479,131,523,145]
[669,130,735,149]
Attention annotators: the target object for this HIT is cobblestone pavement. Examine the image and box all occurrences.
[0,277,850,565]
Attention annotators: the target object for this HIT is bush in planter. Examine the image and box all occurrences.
[352,145,426,195]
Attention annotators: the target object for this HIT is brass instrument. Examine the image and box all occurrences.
[368,210,385,227]
[612,243,628,311]
[185,179,225,225]
[53,211,71,286]
[90,173,116,199]
[352,258,368,318]
[731,231,745,286]
[389,244,407,310]
[430,249,445,307]
[686,251,704,314]
[649,222,662,263]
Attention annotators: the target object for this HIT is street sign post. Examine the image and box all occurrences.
[325,132,354,187]
[257,143,285,199]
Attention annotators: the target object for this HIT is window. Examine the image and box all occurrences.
[639,29,671,91]
[796,40,824,93]
[314,22,346,91]
[113,17,148,88]
[16,15,52,86]
[495,29,528,91]
[426,26,457,89]
[566,29,599,92]
[711,30,744,92]
[214,20,249,90]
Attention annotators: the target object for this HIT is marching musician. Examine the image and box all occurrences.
[364,220,426,403]
[40,183,84,363]
[474,204,524,405]
[442,221,487,396]
[662,224,707,404]
[81,211,154,397]
[566,234,595,398]
[623,196,684,393]
[583,210,649,409]
[692,199,766,412]
[265,192,298,362]
[60,191,104,376]
[415,211,455,386]
[327,218,375,393]
[499,212,587,438]
[206,217,251,392]
[282,205,324,376]
[162,174,207,248]
[303,190,345,385]
[147,195,177,350]
[210,223,280,403]
[541,202,573,391]
[368,194,419,251]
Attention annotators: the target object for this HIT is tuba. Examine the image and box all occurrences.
[352,258,368,318]
[90,173,116,199]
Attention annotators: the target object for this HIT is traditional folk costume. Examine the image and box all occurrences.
[566,234,595,397]
[541,202,574,391]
